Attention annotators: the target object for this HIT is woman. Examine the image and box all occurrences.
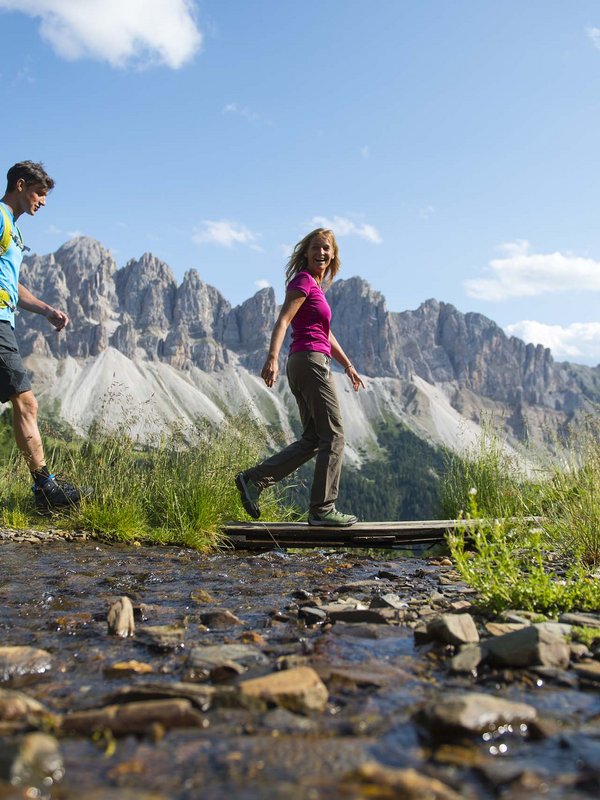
[235,227,364,527]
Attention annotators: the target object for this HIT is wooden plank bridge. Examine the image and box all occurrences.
[222,518,476,550]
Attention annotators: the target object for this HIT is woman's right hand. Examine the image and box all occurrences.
[261,355,279,388]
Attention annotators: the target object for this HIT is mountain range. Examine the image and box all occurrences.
[16,237,600,469]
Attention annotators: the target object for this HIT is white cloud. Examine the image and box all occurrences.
[255,279,270,290]
[464,240,600,301]
[419,204,435,220]
[310,215,382,244]
[587,26,600,51]
[360,145,370,159]
[505,320,600,365]
[192,220,262,251]
[0,0,202,69]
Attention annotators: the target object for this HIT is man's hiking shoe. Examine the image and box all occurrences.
[308,508,358,527]
[235,472,261,519]
[33,475,90,512]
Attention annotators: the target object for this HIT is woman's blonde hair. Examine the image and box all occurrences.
[285,228,340,289]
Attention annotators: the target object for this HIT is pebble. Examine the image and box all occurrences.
[0,646,53,684]
[238,666,328,713]
[417,691,537,737]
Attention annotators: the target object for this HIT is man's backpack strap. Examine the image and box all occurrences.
[0,205,12,256]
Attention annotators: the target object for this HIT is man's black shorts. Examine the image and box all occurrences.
[0,320,32,403]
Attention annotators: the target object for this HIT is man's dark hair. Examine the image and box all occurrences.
[6,161,55,192]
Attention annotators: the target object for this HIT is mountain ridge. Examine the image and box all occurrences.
[15,236,600,462]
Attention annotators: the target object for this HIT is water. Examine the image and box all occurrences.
[1,540,599,799]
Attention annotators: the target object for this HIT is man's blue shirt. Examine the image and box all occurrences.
[0,201,22,328]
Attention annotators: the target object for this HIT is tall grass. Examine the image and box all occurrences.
[442,418,600,614]
[0,410,292,550]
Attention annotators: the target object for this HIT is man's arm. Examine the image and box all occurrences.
[17,283,69,331]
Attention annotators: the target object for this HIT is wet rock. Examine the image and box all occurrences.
[103,660,154,678]
[369,592,408,610]
[331,621,410,639]
[61,698,206,736]
[137,624,186,650]
[425,613,479,646]
[418,691,537,737]
[0,732,64,795]
[313,661,412,688]
[559,612,600,628]
[530,666,579,687]
[199,608,243,628]
[449,645,484,674]
[189,588,215,604]
[574,660,600,684]
[105,681,216,712]
[0,647,52,685]
[259,707,318,734]
[107,596,135,637]
[299,606,328,624]
[186,643,268,679]
[335,580,393,593]
[0,688,51,730]
[238,666,328,713]
[484,625,570,669]
[349,762,464,800]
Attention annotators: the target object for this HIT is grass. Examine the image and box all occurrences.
[442,418,600,615]
[0,410,294,550]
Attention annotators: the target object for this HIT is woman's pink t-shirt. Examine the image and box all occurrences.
[287,271,332,356]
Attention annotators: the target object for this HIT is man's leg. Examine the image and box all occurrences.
[10,390,46,472]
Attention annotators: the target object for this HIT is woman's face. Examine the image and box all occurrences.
[305,235,334,279]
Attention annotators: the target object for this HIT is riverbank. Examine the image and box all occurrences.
[1,531,599,799]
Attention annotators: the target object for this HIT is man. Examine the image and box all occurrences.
[0,161,84,510]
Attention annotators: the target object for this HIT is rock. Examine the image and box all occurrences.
[559,612,600,628]
[484,622,527,636]
[0,732,64,793]
[189,588,215,604]
[186,644,268,679]
[418,691,537,737]
[484,625,570,669]
[0,689,50,728]
[426,613,479,645]
[199,609,243,629]
[350,762,464,800]
[61,699,206,736]
[450,600,472,611]
[449,645,484,674]
[137,625,186,650]
[369,593,408,610]
[259,708,318,734]
[103,660,154,678]
[105,682,216,712]
[238,666,328,713]
[299,606,328,624]
[574,660,600,684]
[313,661,412,688]
[569,642,591,661]
[535,621,572,637]
[0,647,52,684]
[498,611,535,625]
[107,596,135,637]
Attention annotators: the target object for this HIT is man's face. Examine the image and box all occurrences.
[17,181,48,216]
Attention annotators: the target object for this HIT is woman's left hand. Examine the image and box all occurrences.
[346,366,365,392]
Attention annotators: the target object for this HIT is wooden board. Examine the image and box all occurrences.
[221,519,471,550]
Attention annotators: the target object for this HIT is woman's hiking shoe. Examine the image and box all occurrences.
[32,475,90,511]
[308,508,358,527]
[235,472,261,519]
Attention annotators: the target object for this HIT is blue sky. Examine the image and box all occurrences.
[2,0,600,364]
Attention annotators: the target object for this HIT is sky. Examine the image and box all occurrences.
[2,0,600,365]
